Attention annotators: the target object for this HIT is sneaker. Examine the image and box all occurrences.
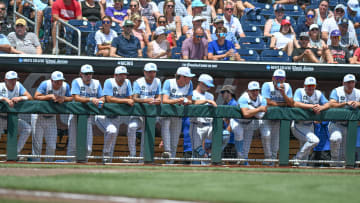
[123,156,137,163]
[162,152,171,158]
[52,48,58,55]
[102,158,111,164]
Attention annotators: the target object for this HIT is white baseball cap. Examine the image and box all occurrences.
[304,76,316,85]
[51,71,65,81]
[248,81,261,90]
[176,67,195,77]
[198,74,214,87]
[309,24,319,31]
[343,74,356,82]
[273,69,286,77]
[81,64,94,73]
[348,0,359,11]
[193,15,206,22]
[154,26,168,36]
[114,66,128,74]
[144,63,158,71]
[5,71,18,80]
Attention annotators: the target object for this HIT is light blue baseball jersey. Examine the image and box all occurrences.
[238,92,267,108]
[293,88,328,105]
[103,78,132,98]
[162,78,193,99]
[261,82,293,102]
[133,77,161,99]
[0,82,26,98]
[37,80,71,97]
[71,78,103,98]
[329,86,360,102]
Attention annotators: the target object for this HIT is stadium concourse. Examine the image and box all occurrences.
[0,0,360,168]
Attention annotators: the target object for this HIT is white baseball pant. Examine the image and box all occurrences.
[161,117,182,159]
[291,121,320,160]
[231,119,260,159]
[189,122,212,153]
[260,120,280,160]
[67,114,96,160]
[31,114,57,162]
[127,116,145,157]
[0,116,31,154]
[95,115,129,159]
[328,122,346,162]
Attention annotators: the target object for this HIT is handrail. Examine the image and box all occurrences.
[13,0,37,34]
[55,18,81,56]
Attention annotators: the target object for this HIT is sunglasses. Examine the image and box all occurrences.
[225,8,234,11]
[274,76,285,80]
[305,85,316,88]
[195,35,204,38]
[307,14,314,18]
[83,73,93,76]
[311,28,319,31]
[336,9,344,13]
[0,8,6,11]
[220,90,229,94]
[167,5,174,8]
[300,37,309,41]
[215,22,224,25]
[124,25,134,28]
[130,4,137,7]
[102,20,111,24]
[158,21,166,24]
[218,33,226,37]
[16,24,25,27]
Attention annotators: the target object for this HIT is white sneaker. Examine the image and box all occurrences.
[162,152,171,158]
[52,48,58,55]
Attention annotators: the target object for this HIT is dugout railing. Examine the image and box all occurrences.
[0,101,359,167]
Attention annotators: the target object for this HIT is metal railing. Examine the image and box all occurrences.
[13,0,38,34]
[55,18,81,55]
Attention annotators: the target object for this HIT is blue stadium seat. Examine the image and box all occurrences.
[85,32,96,56]
[242,25,263,37]
[269,15,297,28]
[142,46,148,58]
[252,2,274,16]
[176,35,186,48]
[237,49,260,61]
[65,20,94,55]
[95,21,122,34]
[239,37,266,51]
[283,4,304,17]
[171,47,182,59]
[329,0,338,8]
[67,20,94,32]
[260,49,290,62]
[296,15,306,27]
[240,14,266,28]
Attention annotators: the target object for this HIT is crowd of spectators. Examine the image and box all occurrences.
[2,0,360,63]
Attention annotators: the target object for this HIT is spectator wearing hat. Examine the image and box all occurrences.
[223,1,245,38]
[329,29,350,64]
[105,0,127,26]
[264,4,287,37]
[335,17,359,55]
[51,0,82,54]
[270,19,299,56]
[7,18,42,55]
[68,64,105,161]
[345,0,360,29]
[182,0,210,38]
[208,27,243,61]
[296,8,316,34]
[211,16,240,49]
[147,26,171,58]
[182,27,208,60]
[186,0,215,25]
[308,23,334,63]
[161,66,195,163]
[158,0,188,18]
[292,32,319,63]
[17,0,48,37]
[185,15,211,40]
[314,0,334,27]
[321,4,355,43]
[110,20,142,58]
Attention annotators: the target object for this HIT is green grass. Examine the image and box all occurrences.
[0,164,359,203]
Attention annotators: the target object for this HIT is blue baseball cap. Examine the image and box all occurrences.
[331,29,341,37]
[198,74,214,87]
[192,0,205,8]
[275,4,284,11]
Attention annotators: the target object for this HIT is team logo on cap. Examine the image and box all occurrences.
[57,73,62,78]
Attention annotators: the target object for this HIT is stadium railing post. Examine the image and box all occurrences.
[144,116,156,163]
[211,117,223,165]
[76,114,88,163]
[345,120,357,168]
[7,113,18,161]
[279,120,290,166]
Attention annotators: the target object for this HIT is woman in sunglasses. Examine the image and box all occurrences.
[314,0,333,27]
[270,19,298,56]
[163,0,182,41]
[296,8,316,34]
[208,27,242,61]
[130,13,149,49]
[125,0,151,38]
[147,26,171,58]
[95,16,118,56]
[308,23,334,63]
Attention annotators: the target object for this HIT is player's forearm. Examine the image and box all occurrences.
[329,101,346,108]
[241,108,262,118]
[294,102,314,109]
[73,95,92,103]
[107,97,133,104]
[193,100,209,105]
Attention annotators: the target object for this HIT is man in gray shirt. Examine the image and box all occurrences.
[7,18,42,55]
[181,27,208,60]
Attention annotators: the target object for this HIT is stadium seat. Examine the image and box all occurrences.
[239,37,266,51]
[237,49,260,61]
[176,35,186,48]
[240,14,266,28]
[142,46,148,58]
[252,2,274,16]
[67,20,94,33]
[171,47,182,59]
[260,49,291,62]
[85,32,96,56]
[282,4,304,17]
[242,25,263,37]
[329,0,339,8]
[269,15,297,28]
[65,20,94,55]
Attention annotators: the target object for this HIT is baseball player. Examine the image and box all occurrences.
[0,71,32,154]
[127,63,161,161]
[230,81,267,165]
[67,64,105,161]
[162,66,194,163]
[190,74,217,162]
[95,66,134,163]
[32,71,72,162]
[291,77,330,165]
[261,69,293,164]
[328,74,360,165]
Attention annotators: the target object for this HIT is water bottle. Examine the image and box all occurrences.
[229,49,235,61]
[98,100,103,108]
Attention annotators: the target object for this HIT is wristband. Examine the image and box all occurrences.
[90,97,94,102]
[21,96,28,101]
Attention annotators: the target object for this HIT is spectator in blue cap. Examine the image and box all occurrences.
[182,0,211,39]
[345,0,360,29]
[329,29,350,64]
[336,17,359,55]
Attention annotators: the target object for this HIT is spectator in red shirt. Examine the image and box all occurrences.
[51,0,82,54]
[350,47,360,64]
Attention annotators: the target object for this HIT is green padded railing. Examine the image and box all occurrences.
[1,101,358,167]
